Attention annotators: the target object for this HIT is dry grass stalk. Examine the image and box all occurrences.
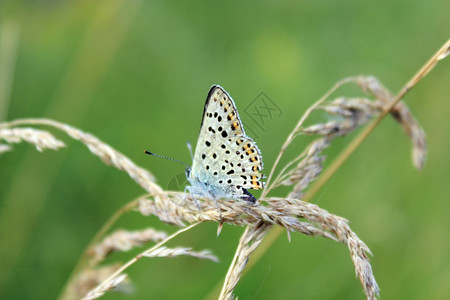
[225,40,448,299]
[0,116,381,299]
[219,222,271,300]
[88,228,169,266]
[2,40,448,300]
[68,264,129,300]
[268,80,425,200]
[0,118,160,194]
[138,193,379,298]
[0,143,12,153]
[82,243,219,299]
[353,76,427,169]
[310,39,450,200]
[282,96,384,199]
[82,273,128,300]
[143,246,219,262]
[0,127,65,151]
[138,193,336,240]
[215,45,446,296]
[0,118,166,300]
[82,222,202,299]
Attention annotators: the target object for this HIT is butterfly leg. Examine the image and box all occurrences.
[211,197,222,220]
[185,186,202,211]
[179,186,189,206]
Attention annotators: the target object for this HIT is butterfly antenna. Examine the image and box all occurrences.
[144,150,190,169]
[186,141,194,161]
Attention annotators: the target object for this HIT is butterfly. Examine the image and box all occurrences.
[185,85,264,205]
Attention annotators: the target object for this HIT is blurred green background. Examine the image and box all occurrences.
[0,1,449,299]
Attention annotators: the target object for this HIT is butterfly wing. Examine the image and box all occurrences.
[190,85,264,202]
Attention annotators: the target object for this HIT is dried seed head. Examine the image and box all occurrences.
[0,144,12,153]
[0,127,65,151]
[70,265,129,300]
[89,228,168,265]
[143,246,219,262]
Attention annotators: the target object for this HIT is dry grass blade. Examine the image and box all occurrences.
[88,228,168,266]
[272,95,384,198]
[271,79,426,199]
[437,44,450,60]
[0,144,12,153]
[138,192,378,298]
[262,77,353,198]
[0,119,166,299]
[390,101,427,169]
[320,97,382,118]
[82,274,128,300]
[279,137,328,199]
[137,193,336,240]
[84,222,201,299]
[67,264,130,300]
[0,118,161,194]
[60,200,142,300]
[3,39,446,300]
[269,198,379,299]
[353,76,427,169]
[219,223,271,300]
[231,39,449,300]
[0,127,65,151]
[143,246,219,262]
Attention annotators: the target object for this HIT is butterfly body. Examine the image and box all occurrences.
[186,85,264,204]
